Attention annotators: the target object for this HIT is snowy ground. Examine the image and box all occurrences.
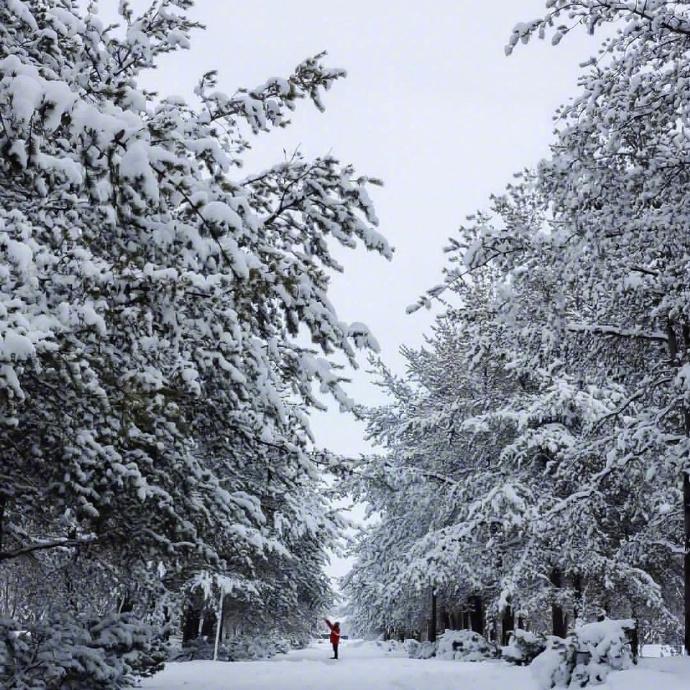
[141,640,690,690]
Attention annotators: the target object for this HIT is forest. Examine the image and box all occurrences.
[1,1,690,689]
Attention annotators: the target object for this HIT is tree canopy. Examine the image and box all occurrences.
[0,1,389,684]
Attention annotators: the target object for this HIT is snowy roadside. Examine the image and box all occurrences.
[140,640,690,690]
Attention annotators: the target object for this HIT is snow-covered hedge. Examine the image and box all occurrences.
[502,629,547,665]
[0,613,165,690]
[531,619,635,689]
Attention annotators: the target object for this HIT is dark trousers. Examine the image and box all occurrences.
[332,642,338,659]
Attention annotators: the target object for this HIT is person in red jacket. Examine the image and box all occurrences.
[324,619,341,659]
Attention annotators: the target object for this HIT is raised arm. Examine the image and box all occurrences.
[324,618,333,630]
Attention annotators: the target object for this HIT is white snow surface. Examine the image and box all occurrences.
[141,640,690,690]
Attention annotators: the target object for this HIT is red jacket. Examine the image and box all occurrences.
[325,619,340,645]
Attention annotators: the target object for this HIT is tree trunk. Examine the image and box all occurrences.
[469,595,484,636]
[573,573,583,623]
[629,617,639,662]
[118,591,134,613]
[429,590,437,643]
[201,608,216,638]
[550,568,567,638]
[683,468,690,656]
[182,604,200,643]
[673,321,690,655]
[0,495,5,553]
[501,607,514,646]
[441,606,450,632]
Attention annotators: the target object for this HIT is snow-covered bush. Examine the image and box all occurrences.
[374,639,407,655]
[531,619,635,689]
[404,638,437,659]
[502,629,547,665]
[403,638,420,657]
[436,629,495,661]
[170,636,217,661]
[0,613,165,690]
[171,634,292,662]
[569,619,635,686]
[225,635,292,660]
[404,631,496,661]
[531,637,575,690]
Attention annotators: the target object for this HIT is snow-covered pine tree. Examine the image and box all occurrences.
[506,0,690,653]
[406,0,690,651]
[0,0,389,683]
[346,285,541,640]
[350,198,683,642]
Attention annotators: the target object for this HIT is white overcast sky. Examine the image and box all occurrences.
[130,1,598,577]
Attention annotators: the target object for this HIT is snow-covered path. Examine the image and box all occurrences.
[141,640,690,690]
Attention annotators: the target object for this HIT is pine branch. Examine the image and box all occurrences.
[0,535,99,563]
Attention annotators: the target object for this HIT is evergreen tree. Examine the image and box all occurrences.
[0,0,389,683]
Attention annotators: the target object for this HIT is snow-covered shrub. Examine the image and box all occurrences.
[531,637,575,690]
[171,636,217,661]
[436,629,495,661]
[225,635,291,660]
[502,629,547,665]
[374,639,407,655]
[287,631,311,650]
[530,619,635,689]
[404,638,420,657]
[404,630,495,661]
[170,633,291,662]
[405,639,437,659]
[568,619,635,687]
[0,613,165,690]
